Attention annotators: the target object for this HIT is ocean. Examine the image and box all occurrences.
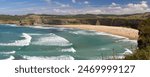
[0,24,137,60]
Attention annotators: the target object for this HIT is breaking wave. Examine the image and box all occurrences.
[22,55,74,60]
[3,56,15,60]
[116,38,137,44]
[0,51,16,55]
[0,33,32,46]
[61,47,76,53]
[69,30,100,36]
[32,33,72,46]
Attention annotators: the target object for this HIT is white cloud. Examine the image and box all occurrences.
[55,2,70,7]
[110,2,118,7]
[1,1,149,15]
[84,1,89,4]
[127,1,148,9]
[29,1,150,15]
[72,0,76,3]
[85,1,149,15]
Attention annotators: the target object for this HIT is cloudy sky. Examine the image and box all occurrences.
[0,0,149,15]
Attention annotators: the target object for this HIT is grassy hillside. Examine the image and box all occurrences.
[0,13,149,29]
[125,18,150,60]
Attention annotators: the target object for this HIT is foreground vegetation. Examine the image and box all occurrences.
[125,18,150,60]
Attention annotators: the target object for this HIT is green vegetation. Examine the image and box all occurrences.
[0,15,23,21]
[125,18,150,60]
[0,13,149,28]
[1,13,150,60]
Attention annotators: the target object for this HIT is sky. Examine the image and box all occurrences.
[0,0,150,15]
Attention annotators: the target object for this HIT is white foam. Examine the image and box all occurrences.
[0,33,32,46]
[123,48,133,55]
[116,39,137,44]
[3,24,17,27]
[0,51,16,55]
[28,33,44,36]
[70,30,99,36]
[29,26,69,31]
[96,32,126,39]
[105,55,125,60]
[32,33,72,46]
[23,55,74,60]
[29,26,52,29]
[70,30,127,39]
[3,56,15,60]
[98,48,110,51]
[61,47,76,53]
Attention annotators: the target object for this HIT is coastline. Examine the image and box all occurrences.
[1,24,139,40]
[43,24,139,40]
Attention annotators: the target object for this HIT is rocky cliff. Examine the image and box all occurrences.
[138,18,150,49]
[0,13,149,29]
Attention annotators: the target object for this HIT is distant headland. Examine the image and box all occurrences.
[0,12,150,29]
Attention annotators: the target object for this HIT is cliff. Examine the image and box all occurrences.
[0,13,149,29]
[138,18,150,49]
[125,18,150,60]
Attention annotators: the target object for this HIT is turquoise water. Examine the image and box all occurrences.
[0,24,137,60]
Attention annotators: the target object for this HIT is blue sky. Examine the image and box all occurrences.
[0,0,149,15]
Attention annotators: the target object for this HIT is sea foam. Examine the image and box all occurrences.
[61,47,76,53]
[0,51,16,55]
[3,56,15,60]
[22,55,74,60]
[69,30,99,36]
[32,33,72,46]
[0,33,32,46]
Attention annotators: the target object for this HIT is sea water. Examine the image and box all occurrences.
[0,24,137,60]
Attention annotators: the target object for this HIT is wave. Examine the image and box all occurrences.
[2,24,17,27]
[28,33,44,35]
[0,51,16,55]
[69,30,100,36]
[29,26,68,30]
[29,26,52,29]
[98,48,110,51]
[96,32,126,39]
[69,30,131,39]
[61,47,76,53]
[0,33,32,46]
[116,38,137,44]
[8,24,17,27]
[22,55,74,60]
[32,33,72,46]
[123,48,133,55]
[3,56,15,60]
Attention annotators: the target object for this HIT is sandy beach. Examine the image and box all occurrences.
[48,25,139,40]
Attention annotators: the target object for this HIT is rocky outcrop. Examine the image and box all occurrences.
[19,15,43,25]
[138,18,150,49]
[0,14,145,29]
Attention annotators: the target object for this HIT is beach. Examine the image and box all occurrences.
[47,25,139,40]
[0,24,137,60]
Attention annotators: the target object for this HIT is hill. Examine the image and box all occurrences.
[0,13,150,29]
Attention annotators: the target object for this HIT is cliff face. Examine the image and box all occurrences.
[37,18,142,29]
[0,13,147,29]
[125,18,150,60]
[138,18,150,50]
[19,15,43,25]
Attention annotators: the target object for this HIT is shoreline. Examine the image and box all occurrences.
[43,24,139,40]
[1,24,139,40]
